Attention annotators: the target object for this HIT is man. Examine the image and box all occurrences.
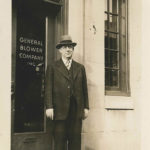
[45,35,89,150]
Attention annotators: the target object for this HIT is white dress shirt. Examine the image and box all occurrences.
[62,57,72,70]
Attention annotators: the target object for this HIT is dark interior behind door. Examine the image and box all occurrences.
[14,7,45,133]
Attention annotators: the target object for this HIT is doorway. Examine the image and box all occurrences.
[11,0,68,150]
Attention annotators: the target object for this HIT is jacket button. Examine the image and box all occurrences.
[68,86,70,88]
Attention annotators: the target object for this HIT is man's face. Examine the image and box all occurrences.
[59,45,74,59]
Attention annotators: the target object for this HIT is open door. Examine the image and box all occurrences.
[11,0,68,150]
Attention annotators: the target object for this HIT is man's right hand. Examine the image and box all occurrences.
[46,108,54,120]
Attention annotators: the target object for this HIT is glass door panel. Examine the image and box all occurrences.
[14,9,45,133]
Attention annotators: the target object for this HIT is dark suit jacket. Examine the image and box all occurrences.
[45,59,89,120]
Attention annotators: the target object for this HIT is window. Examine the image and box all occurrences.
[105,0,130,95]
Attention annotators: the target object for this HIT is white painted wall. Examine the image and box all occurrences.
[69,0,142,150]
[68,0,84,63]
[0,0,11,150]
[140,0,150,150]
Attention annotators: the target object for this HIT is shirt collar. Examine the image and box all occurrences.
[61,57,72,65]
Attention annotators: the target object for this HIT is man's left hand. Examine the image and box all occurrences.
[83,108,89,119]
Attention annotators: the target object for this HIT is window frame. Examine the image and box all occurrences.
[105,0,130,96]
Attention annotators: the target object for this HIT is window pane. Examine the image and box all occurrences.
[105,14,108,30]
[109,0,118,14]
[105,32,109,48]
[112,51,118,68]
[120,0,126,17]
[110,51,118,68]
[105,69,119,86]
[105,69,110,86]
[110,69,119,86]
[109,33,118,49]
[105,50,119,68]
[109,15,118,32]
[105,50,110,67]
[109,0,113,13]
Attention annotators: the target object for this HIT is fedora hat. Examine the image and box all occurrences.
[56,35,77,49]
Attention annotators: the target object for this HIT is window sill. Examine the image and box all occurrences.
[105,95,134,110]
[105,90,131,97]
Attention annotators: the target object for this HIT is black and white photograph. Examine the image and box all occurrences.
[0,0,150,150]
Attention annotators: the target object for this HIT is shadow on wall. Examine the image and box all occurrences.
[85,146,95,150]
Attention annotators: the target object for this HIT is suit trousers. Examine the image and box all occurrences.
[54,96,82,150]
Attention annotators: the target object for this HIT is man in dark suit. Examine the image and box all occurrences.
[45,35,89,150]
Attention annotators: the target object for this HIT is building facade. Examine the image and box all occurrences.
[1,0,150,150]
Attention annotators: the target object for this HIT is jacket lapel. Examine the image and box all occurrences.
[56,59,70,80]
[72,60,81,80]
[55,59,81,81]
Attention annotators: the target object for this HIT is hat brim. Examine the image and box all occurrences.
[56,42,77,49]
